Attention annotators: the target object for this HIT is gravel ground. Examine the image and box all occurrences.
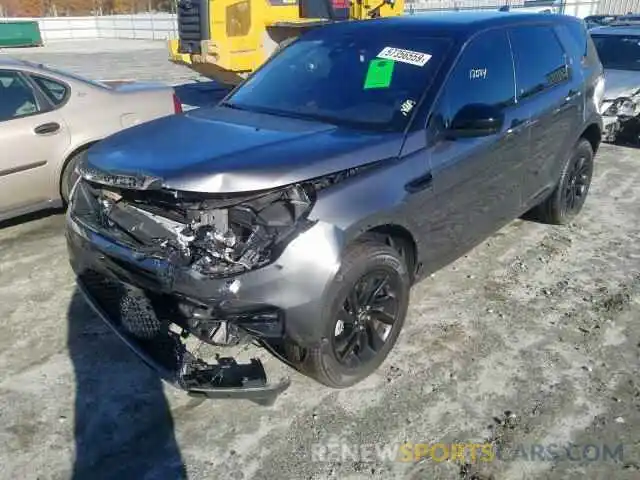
[1,40,640,480]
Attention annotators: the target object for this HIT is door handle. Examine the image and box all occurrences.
[34,122,60,135]
[565,89,581,102]
[506,118,531,134]
[555,90,582,113]
[405,172,433,193]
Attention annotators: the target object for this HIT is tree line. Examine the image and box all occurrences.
[0,0,178,17]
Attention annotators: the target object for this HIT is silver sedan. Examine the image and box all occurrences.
[0,56,182,222]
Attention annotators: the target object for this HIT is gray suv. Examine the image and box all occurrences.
[66,11,603,405]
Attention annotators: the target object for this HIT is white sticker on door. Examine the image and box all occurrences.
[377,47,432,67]
[469,68,487,80]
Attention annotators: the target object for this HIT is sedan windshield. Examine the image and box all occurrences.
[223,33,451,131]
[591,34,640,71]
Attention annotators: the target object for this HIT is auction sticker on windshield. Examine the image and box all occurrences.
[364,58,395,89]
[377,47,432,67]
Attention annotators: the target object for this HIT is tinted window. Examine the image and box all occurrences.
[591,34,640,71]
[509,26,570,100]
[556,22,587,59]
[0,71,40,122]
[437,29,515,127]
[224,33,451,131]
[556,21,600,68]
[32,75,68,105]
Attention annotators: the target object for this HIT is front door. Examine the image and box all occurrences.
[422,28,531,270]
[0,69,70,215]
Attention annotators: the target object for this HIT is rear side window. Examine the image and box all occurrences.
[556,21,600,67]
[437,28,515,127]
[556,22,586,59]
[509,25,570,100]
[31,75,69,106]
[0,70,40,121]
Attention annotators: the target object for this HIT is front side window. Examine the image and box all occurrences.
[509,25,570,100]
[0,71,40,122]
[435,28,515,128]
[223,32,452,131]
[31,75,69,105]
[591,34,640,71]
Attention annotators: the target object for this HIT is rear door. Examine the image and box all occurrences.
[508,24,581,207]
[0,69,70,214]
[424,28,530,265]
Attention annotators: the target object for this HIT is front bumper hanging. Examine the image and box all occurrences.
[76,269,291,406]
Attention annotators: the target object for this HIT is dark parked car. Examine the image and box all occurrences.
[66,11,603,405]
[584,14,619,29]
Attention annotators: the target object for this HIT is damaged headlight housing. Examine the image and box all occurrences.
[73,178,319,278]
[181,184,317,277]
[72,161,372,279]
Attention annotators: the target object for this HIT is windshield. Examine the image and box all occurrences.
[223,34,451,131]
[591,34,640,71]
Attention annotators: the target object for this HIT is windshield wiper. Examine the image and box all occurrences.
[220,101,390,131]
[220,101,253,112]
[220,101,335,124]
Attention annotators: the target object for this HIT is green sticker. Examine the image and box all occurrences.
[363,58,395,89]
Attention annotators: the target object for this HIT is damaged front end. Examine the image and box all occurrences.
[601,92,640,144]
[66,167,328,405]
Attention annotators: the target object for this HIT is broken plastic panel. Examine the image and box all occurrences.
[78,269,290,405]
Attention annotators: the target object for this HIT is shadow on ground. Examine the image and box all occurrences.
[174,81,232,109]
[0,207,64,230]
[67,290,187,480]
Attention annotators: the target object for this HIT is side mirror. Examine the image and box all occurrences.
[446,103,504,139]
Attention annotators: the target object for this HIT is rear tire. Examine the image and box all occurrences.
[302,241,410,388]
[527,138,594,225]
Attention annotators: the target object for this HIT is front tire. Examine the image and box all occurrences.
[527,138,594,225]
[303,241,410,388]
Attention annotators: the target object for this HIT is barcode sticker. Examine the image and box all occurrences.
[377,47,432,67]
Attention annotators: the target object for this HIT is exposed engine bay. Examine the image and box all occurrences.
[601,93,640,144]
[73,179,316,277]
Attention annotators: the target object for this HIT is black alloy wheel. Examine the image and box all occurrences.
[561,152,592,217]
[525,138,594,225]
[332,269,400,368]
[302,241,410,388]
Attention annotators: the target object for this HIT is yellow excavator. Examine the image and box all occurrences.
[167,0,405,86]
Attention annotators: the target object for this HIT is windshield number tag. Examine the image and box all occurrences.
[377,47,432,67]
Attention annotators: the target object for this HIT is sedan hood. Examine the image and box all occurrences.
[603,68,640,99]
[85,106,403,193]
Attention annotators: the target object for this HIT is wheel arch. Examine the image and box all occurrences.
[58,141,99,200]
[580,122,601,155]
[352,223,419,282]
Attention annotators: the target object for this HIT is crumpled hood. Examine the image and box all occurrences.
[85,106,403,193]
[603,69,640,99]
